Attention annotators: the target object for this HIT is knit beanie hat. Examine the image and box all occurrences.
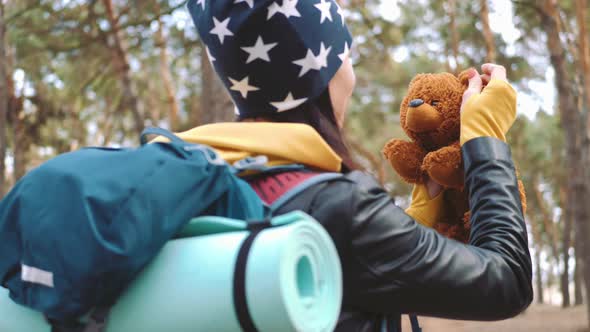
[188,0,353,118]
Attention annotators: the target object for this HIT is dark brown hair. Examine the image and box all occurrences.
[239,89,357,172]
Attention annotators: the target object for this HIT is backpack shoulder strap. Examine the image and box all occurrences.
[269,172,342,212]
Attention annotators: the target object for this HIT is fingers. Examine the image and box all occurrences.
[425,176,443,199]
[467,69,483,92]
[481,63,507,81]
[462,68,483,106]
[480,74,491,86]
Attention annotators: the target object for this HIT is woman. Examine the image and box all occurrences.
[183,1,532,331]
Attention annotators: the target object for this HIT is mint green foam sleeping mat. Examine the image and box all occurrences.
[0,211,342,332]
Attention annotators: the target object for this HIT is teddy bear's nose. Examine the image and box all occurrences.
[409,99,424,108]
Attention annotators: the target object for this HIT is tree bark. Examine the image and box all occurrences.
[102,0,144,135]
[575,253,585,305]
[3,25,27,183]
[155,18,180,131]
[561,185,572,307]
[10,94,26,181]
[447,0,460,72]
[576,0,590,114]
[532,176,560,260]
[529,213,545,304]
[0,3,8,195]
[575,0,590,323]
[541,0,590,325]
[479,0,497,63]
[535,248,544,304]
[199,47,234,124]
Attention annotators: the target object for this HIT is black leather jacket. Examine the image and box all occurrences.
[273,137,533,331]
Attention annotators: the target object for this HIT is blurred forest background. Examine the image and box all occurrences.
[0,0,589,330]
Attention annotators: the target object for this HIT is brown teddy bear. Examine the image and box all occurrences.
[382,70,526,243]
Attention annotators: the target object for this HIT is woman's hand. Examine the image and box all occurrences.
[405,181,445,228]
[460,64,517,145]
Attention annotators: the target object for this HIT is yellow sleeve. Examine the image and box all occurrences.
[405,185,445,228]
[460,79,517,146]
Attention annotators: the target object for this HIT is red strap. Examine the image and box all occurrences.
[247,171,321,205]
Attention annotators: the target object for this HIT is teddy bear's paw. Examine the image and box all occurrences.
[422,146,464,189]
[434,217,471,243]
[382,139,426,184]
[459,212,472,243]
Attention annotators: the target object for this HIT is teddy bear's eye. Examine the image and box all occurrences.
[431,100,440,106]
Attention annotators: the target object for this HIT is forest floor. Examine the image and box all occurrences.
[401,304,587,332]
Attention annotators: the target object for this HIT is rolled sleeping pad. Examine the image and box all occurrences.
[0,211,343,332]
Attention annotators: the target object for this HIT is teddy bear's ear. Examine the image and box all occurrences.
[457,69,474,90]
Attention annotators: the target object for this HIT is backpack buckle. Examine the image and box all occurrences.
[183,145,225,165]
[233,156,269,172]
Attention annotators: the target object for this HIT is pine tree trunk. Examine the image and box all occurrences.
[479,0,496,63]
[0,3,8,195]
[199,47,234,124]
[3,30,27,183]
[541,2,589,322]
[574,0,590,324]
[575,253,584,305]
[102,0,144,135]
[155,18,180,131]
[561,185,572,307]
[533,176,560,260]
[535,248,544,304]
[577,0,590,112]
[528,212,544,304]
[11,98,26,181]
[447,0,460,72]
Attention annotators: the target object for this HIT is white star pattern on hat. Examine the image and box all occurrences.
[281,0,301,18]
[338,42,350,62]
[270,92,308,112]
[210,17,234,44]
[316,42,331,67]
[229,76,260,98]
[314,0,333,24]
[190,0,353,116]
[234,0,254,8]
[267,3,282,19]
[206,46,216,62]
[293,42,332,77]
[268,0,301,20]
[241,36,278,63]
[336,2,345,25]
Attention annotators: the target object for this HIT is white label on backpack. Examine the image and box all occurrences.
[21,264,54,288]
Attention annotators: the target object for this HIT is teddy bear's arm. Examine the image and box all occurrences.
[382,139,427,184]
[422,141,464,189]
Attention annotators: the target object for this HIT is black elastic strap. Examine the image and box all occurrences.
[246,219,272,232]
[233,220,272,332]
[383,315,401,332]
[84,307,110,332]
[48,318,84,332]
[48,307,110,332]
[409,315,422,332]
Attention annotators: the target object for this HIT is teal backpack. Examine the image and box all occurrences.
[0,127,341,331]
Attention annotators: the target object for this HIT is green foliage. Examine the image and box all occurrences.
[0,0,566,206]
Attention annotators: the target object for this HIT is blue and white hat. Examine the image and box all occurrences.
[188,0,353,118]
